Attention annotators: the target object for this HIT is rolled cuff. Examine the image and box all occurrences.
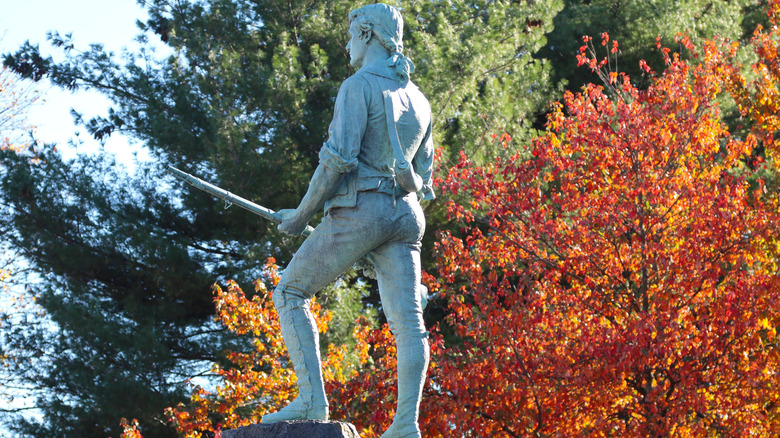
[319,143,358,174]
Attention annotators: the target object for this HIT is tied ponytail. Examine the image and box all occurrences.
[387,51,415,84]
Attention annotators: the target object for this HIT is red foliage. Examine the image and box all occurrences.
[428,32,779,436]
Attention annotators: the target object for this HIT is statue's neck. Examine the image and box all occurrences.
[360,42,391,69]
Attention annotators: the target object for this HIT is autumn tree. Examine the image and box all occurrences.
[426,32,779,435]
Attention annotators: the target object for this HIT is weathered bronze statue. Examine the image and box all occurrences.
[265,4,434,437]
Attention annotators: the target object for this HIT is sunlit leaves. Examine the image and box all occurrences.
[427,30,779,436]
[119,418,143,438]
[165,259,399,438]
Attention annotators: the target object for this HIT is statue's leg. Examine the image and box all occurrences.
[263,204,380,423]
[371,234,429,438]
[387,335,429,438]
[262,284,329,423]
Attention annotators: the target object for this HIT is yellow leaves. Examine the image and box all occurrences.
[759,317,777,340]
[0,269,9,291]
[548,132,562,150]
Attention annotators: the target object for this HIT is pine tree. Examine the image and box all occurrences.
[404,0,564,163]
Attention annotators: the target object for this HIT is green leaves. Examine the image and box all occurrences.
[408,0,564,164]
[543,0,761,92]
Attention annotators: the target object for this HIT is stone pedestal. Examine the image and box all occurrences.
[221,420,361,438]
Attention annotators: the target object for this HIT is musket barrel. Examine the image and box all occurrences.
[167,166,314,236]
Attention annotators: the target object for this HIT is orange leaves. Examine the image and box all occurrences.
[576,33,633,95]
[430,24,780,437]
[599,31,619,54]
[164,259,409,438]
[118,418,143,438]
[490,132,512,149]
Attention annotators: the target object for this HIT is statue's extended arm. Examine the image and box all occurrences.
[277,164,344,236]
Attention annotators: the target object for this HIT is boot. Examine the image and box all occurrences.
[381,336,429,438]
[262,301,329,423]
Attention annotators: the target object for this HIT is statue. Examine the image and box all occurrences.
[263,4,435,438]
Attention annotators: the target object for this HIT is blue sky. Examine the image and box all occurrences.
[1,0,158,166]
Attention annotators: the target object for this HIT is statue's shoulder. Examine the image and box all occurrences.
[337,71,374,95]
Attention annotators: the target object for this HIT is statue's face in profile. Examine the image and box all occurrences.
[346,22,369,69]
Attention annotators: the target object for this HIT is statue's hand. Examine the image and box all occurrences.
[277,209,309,236]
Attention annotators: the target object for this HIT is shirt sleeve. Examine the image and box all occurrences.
[318,76,370,174]
[413,118,436,200]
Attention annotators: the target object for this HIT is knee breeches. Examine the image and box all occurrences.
[274,191,427,340]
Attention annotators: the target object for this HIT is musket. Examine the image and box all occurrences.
[167,166,314,236]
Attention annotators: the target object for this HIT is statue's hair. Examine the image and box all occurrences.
[349,4,414,84]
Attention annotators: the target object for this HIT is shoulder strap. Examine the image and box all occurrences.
[381,89,412,170]
[360,71,409,167]
[363,71,423,193]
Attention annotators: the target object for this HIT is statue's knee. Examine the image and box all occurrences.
[272,284,309,310]
[272,287,287,310]
[386,317,428,343]
[383,302,426,341]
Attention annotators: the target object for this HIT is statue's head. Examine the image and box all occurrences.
[348,3,414,83]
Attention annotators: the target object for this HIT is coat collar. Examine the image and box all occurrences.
[358,60,397,81]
